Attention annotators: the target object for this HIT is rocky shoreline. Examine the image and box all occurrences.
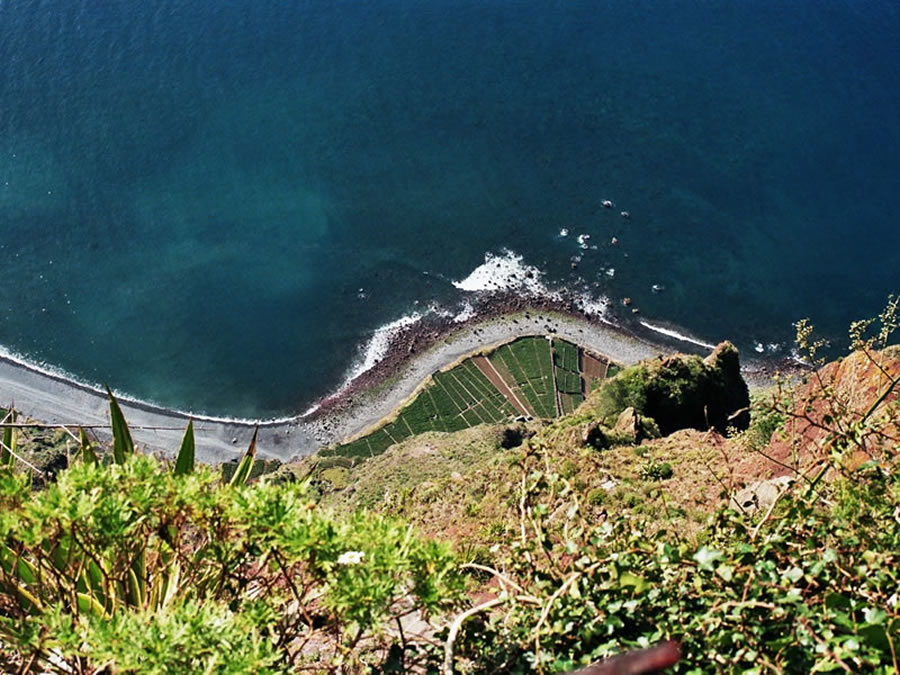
[1,291,801,464]
[304,291,802,447]
[316,293,780,413]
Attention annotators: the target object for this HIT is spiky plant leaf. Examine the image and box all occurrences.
[126,564,144,609]
[79,427,99,465]
[77,592,109,620]
[174,419,195,476]
[229,426,258,486]
[106,387,134,464]
[2,408,17,469]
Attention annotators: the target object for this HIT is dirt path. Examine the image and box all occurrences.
[471,356,532,417]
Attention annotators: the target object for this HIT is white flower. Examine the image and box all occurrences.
[337,551,365,565]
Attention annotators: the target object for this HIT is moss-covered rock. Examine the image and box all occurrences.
[589,341,750,435]
[612,406,661,443]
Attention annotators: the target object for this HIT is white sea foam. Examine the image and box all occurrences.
[340,312,423,387]
[452,301,476,323]
[299,402,322,418]
[574,293,610,318]
[452,250,549,296]
[0,343,104,395]
[638,320,716,350]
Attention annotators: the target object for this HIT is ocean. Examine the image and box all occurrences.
[1,0,899,418]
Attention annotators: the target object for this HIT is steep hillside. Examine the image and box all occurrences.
[3,325,898,673]
[291,342,758,545]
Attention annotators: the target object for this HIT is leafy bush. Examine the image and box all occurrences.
[0,395,462,672]
[35,598,283,674]
[732,390,787,452]
[448,459,899,673]
[639,459,674,481]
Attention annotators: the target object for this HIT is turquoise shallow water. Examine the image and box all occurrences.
[1,1,899,417]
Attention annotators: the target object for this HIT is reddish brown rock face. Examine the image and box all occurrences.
[764,347,900,476]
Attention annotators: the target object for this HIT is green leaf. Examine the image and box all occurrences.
[79,427,99,465]
[174,419,195,476]
[107,387,134,464]
[863,607,887,626]
[2,409,16,469]
[77,592,109,620]
[783,567,803,583]
[618,571,648,594]
[229,426,258,486]
[694,546,723,571]
[716,565,735,582]
[126,564,144,609]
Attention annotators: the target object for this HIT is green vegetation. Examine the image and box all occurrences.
[452,450,900,672]
[552,338,584,414]
[444,297,900,673]
[491,337,557,418]
[323,360,517,460]
[0,395,461,673]
[588,341,750,435]
[326,336,618,462]
[639,458,674,480]
[4,301,898,672]
[553,338,579,373]
[0,409,74,488]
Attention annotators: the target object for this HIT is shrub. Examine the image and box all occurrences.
[639,459,674,480]
[586,488,606,506]
[0,395,463,672]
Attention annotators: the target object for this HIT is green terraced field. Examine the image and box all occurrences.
[553,339,580,373]
[551,338,585,415]
[324,336,618,461]
[327,358,517,458]
[489,338,557,418]
[559,392,584,415]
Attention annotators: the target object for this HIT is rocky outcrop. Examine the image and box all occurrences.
[703,342,751,431]
[731,476,795,514]
[762,346,900,476]
[592,341,750,435]
[613,407,660,443]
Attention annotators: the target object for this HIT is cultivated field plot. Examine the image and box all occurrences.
[582,352,611,393]
[489,338,557,419]
[552,338,585,415]
[471,356,532,417]
[324,359,517,459]
[325,335,620,461]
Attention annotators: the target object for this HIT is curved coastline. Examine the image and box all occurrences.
[0,297,787,465]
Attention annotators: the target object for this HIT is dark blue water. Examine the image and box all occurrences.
[2,0,899,417]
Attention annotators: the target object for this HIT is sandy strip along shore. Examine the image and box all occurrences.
[3,304,775,465]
